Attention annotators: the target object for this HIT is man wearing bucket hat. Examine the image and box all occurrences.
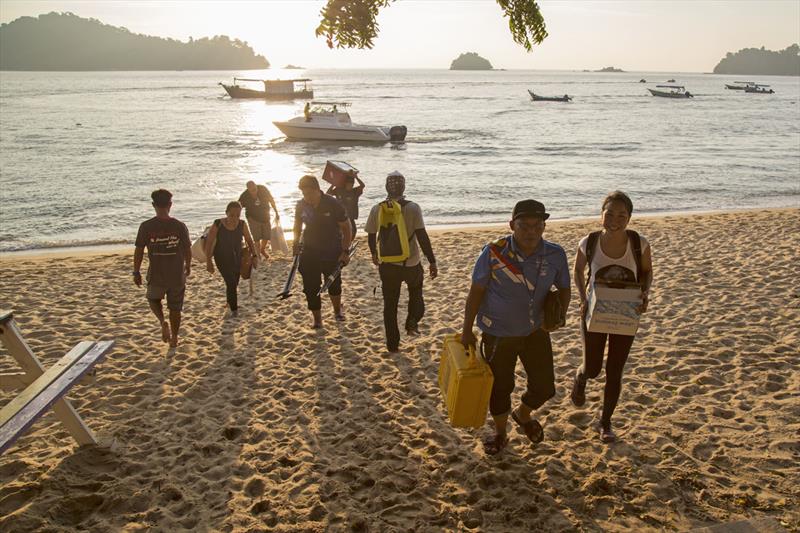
[460,199,571,455]
[292,175,353,329]
[365,171,438,353]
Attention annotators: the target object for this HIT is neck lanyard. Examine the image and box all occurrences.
[509,240,545,305]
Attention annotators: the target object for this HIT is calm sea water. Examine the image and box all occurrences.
[1,69,798,252]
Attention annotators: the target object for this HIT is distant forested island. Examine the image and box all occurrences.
[450,52,493,70]
[283,64,304,70]
[713,44,799,76]
[596,66,624,73]
[0,12,269,70]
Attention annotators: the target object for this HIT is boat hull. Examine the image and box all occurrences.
[725,84,747,90]
[273,121,392,142]
[648,89,692,98]
[528,90,570,102]
[220,84,314,100]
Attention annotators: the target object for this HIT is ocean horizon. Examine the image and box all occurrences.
[1,68,798,253]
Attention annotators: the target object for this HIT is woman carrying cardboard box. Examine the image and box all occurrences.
[571,191,653,443]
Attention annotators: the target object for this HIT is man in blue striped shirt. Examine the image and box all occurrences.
[461,199,571,455]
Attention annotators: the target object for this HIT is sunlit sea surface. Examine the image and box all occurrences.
[1,69,798,252]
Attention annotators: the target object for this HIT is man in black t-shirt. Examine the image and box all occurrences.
[239,181,279,261]
[293,175,353,329]
[133,189,192,348]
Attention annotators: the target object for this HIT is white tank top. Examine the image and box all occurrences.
[578,233,649,288]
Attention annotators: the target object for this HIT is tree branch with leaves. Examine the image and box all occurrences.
[316,0,547,51]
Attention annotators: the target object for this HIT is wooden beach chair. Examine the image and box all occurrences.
[0,310,114,454]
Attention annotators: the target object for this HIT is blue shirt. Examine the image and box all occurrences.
[471,235,570,337]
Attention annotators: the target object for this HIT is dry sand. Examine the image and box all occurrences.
[0,208,798,532]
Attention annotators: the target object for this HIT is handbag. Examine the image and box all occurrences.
[240,246,253,280]
[543,289,563,330]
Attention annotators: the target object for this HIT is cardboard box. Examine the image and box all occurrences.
[585,283,642,336]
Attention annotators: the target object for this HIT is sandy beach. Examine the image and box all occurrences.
[0,208,798,532]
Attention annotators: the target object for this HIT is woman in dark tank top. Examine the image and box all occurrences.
[205,201,258,315]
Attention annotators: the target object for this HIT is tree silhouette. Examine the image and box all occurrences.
[316,0,547,51]
[713,44,799,76]
[0,12,269,70]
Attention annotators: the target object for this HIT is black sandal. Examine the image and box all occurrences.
[511,410,544,444]
[482,433,509,455]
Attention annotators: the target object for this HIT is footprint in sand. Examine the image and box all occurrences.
[244,477,266,497]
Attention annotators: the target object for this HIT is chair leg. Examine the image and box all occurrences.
[1,318,97,446]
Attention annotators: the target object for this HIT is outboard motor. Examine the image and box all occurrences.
[685,91,693,98]
[389,125,407,143]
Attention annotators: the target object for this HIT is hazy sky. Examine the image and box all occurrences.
[1,0,798,71]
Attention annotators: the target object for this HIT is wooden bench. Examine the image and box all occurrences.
[0,310,114,454]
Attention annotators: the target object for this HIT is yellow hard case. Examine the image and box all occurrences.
[438,334,494,428]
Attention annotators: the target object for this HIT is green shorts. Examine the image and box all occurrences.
[248,218,271,242]
[146,284,185,311]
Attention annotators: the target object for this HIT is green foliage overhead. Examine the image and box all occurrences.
[713,44,799,76]
[0,12,269,71]
[316,0,547,51]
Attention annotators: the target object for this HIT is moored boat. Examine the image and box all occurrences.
[744,84,775,94]
[273,102,407,143]
[725,81,755,90]
[528,90,572,102]
[219,78,313,100]
[648,85,693,98]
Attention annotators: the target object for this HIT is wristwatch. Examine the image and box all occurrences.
[132,270,141,276]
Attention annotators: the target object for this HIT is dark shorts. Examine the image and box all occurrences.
[146,284,185,311]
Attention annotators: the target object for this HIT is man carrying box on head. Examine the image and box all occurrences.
[293,175,353,329]
[323,160,365,239]
[461,199,570,455]
[365,171,438,353]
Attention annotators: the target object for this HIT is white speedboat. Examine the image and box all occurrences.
[648,85,693,98]
[273,102,407,142]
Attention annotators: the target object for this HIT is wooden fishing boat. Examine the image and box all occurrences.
[219,78,313,100]
[528,90,572,102]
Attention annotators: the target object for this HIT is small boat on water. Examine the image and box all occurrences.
[725,81,755,90]
[273,102,407,143]
[219,78,313,100]
[528,90,572,102]
[745,84,775,94]
[666,79,676,83]
[648,85,693,98]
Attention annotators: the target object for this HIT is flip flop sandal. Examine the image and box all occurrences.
[482,434,509,456]
[511,410,544,444]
